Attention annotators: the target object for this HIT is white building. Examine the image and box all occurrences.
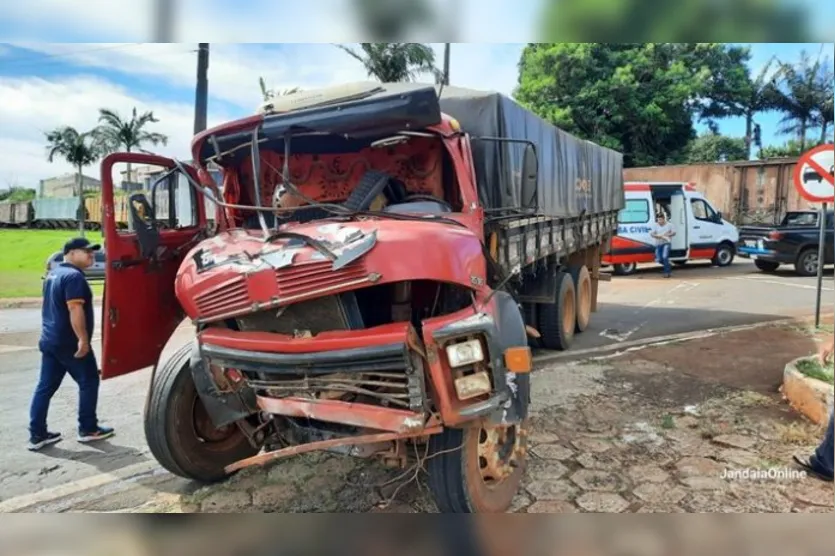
[39,173,101,198]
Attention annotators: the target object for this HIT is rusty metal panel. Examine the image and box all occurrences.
[623,158,808,225]
[256,395,426,433]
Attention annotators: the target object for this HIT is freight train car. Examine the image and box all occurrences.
[26,191,217,230]
[0,201,34,227]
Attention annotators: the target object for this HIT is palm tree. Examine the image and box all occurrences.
[258,77,301,101]
[95,107,168,188]
[45,127,103,235]
[740,56,782,159]
[335,43,443,83]
[814,82,834,144]
[770,50,832,151]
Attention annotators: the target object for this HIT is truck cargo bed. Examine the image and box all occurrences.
[488,211,618,274]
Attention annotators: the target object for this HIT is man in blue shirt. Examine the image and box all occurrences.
[28,237,114,451]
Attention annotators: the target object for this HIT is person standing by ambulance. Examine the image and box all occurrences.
[650,211,676,278]
[28,237,114,451]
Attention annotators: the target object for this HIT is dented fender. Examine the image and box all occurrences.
[420,291,530,427]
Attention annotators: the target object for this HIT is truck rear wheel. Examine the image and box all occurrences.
[426,420,528,513]
[569,265,592,333]
[538,271,575,350]
[144,343,259,483]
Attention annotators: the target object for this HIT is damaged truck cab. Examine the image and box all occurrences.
[99,82,622,513]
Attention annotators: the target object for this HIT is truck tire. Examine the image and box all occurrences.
[426,419,528,513]
[144,343,259,483]
[711,242,735,267]
[754,260,780,272]
[569,265,592,333]
[795,248,819,277]
[613,262,637,276]
[537,271,575,350]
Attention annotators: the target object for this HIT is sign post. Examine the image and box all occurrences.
[792,144,834,328]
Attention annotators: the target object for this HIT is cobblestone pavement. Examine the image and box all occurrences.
[23,324,834,514]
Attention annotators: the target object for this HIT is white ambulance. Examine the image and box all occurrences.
[603,182,740,275]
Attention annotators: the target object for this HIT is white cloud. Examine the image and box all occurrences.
[0,39,525,189]
[0,74,234,187]
[7,42,524,108]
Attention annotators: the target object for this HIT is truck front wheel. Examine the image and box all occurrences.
[144,343,259,483]
[426,421,528,513]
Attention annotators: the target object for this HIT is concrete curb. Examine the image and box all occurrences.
[780,357,834,425]
[532,313,835,365]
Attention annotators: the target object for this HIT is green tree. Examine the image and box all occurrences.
[697,50,782,159]
[95,107,168,190]
[351,0,435,40]
[685,134,748,163]
[514,43,750,167]
[540,0,808,42]
[813,84,834,144]
[758,138,826,159]
[0,187,36,202]
[336,43,443,83]
[45,127,103,235]
[770,50,833,151]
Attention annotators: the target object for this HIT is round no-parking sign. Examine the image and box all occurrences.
[793,144,835,203]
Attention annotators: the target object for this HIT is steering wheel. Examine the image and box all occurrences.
[401,194,453,211]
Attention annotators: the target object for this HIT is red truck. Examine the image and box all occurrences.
[99,82,623,512]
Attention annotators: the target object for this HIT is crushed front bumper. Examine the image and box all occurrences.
[190,301,529,434]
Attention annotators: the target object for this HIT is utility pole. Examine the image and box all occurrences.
[194,43,209,135]
[153,0,173,42]
[443,43,450,85]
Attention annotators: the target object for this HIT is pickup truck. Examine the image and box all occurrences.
[736,210,834,276]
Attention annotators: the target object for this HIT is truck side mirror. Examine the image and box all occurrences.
[521,143,538,210]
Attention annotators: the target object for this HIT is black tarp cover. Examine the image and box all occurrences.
[438,85,624,218]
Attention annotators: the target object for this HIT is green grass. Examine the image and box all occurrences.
[795,358,835,384]
[0,230,104,298]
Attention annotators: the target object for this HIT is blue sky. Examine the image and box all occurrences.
[700,43,835,147]
[0,39,831,188]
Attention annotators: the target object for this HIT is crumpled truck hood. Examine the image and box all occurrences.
[175,219,487,322]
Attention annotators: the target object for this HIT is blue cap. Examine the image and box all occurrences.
[63,237,101,255]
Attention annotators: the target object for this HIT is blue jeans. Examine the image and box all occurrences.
[655,243,671,275]
[812,411,834,476]
[29,348,100,438]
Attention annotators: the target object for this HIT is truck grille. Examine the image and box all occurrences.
[201,342,426,412]
[275,259,368,299]
[194,276,250,318]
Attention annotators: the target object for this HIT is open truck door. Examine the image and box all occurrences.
[669,190,689,260]
[100,153,206,379]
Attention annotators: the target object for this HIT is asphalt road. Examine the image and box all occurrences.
[0,258,832,505]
